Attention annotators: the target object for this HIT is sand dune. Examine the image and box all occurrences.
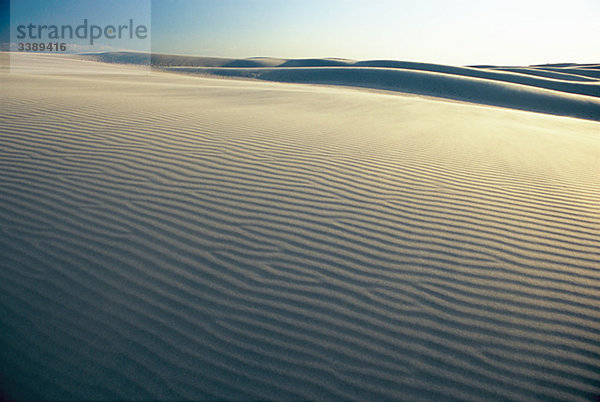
[170,66,600,121]
[351,61,600,97]
[86,51,285,68]
[82,52,600,121]
[534,66,600,80]
[485,67,598,83]
[85,52,600,95]
[1,53,599,400]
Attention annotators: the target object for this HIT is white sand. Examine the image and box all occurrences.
[1,53,599,400]
[83,52,600,120]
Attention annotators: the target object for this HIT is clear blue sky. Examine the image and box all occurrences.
[4,0,600,65]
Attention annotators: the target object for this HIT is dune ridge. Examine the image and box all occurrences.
[167,66,600,121]
[81,52,600,122]
[1,54,599,400]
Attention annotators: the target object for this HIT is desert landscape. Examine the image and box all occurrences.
[1,52,599,400]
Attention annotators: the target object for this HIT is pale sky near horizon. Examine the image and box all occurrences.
[5,0,600,66]
[149,0,600,65]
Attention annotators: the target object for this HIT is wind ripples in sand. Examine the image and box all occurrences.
[1,60,599,400]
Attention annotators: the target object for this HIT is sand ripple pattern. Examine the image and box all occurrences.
[1,69,599,401]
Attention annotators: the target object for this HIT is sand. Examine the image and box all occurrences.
[85,52,600,121]
[1,53,599,400]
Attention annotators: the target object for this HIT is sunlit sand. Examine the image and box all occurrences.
[1,52,599,400]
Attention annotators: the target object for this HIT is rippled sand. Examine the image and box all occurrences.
[1,53,599,400]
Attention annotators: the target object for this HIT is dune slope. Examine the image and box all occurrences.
[1,54,599,400]
[83,52,600,122]
[167,66,600,121]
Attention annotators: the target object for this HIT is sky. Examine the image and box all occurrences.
[3,0,600,66]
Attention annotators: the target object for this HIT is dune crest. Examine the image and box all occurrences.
[81,52,600,122]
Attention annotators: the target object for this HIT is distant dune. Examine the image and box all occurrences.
[1,53,599,400]
[81,52,600,121]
